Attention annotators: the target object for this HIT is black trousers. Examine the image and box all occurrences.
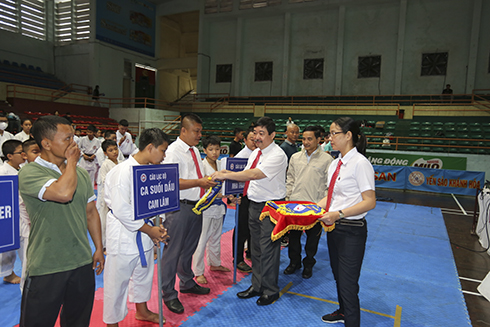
[20,263,95,327]
[327,221,367,327]
[287,222,322,268]
[232,195,251,263]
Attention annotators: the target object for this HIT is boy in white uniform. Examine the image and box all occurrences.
[18,139,41,291]
[96,139,119,249]
[95,130,124,170]
[103,128,170,326]
[116,119,138,160]
[192,136,230,284]
[0,112,14,164]
[78,124,101,186]
[0,139,24,284]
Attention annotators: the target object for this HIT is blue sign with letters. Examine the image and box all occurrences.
[132,164,180,220]
[0,176,19,253]
[223,157,249,195]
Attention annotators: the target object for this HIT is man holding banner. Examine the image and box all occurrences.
[160,113,217,314]
[213,116,288,306]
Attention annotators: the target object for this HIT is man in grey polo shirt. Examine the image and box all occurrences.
[160,113,216,314]
[213,116,287,306]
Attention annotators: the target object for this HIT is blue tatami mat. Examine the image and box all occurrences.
[182,202,471,327]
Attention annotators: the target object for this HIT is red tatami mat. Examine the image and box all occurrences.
[39,229,250,327]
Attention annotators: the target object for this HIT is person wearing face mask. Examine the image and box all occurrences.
[0,112,14,164]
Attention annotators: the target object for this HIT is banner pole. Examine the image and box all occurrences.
[156,215,163,327]
[233,198,239,284]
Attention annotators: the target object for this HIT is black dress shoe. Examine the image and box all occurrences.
[302,266,313,279]
[256,293,279,306]
[283,264,301,275]
[180,284,210,295]
[164,298,184,314]
[237,286,262,299]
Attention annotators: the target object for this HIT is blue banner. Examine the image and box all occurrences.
[96,0,156,57]
[0,176,19,253]
[373,165,406,190]
[373,165,484,196]
[405,167,484,196]
[132,164,180,220]
[222,157,248,195]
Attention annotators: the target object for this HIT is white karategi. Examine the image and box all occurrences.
[116,130,138,160]
[0,163,27,288]
[95,146,124,176]
[103,156,154,324]
[78,136,101,185]
[96,158,117,248]
[0,130,14,164]
[14,130,30,142]
[192,158,226,276]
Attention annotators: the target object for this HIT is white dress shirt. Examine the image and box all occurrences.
[327,147,375,220]
[245,142,287,203]
[235,146,254,159]
[163,137,205,201]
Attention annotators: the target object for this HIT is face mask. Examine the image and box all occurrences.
[0,122,8,130]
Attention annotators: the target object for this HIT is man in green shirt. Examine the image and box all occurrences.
[18,115,104,327]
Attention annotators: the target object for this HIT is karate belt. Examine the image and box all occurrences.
[259,201,335,242]
[109,209,153,268]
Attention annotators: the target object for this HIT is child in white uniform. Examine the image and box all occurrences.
[192,136,230,284]
[103,128,169,327]
[0,140,25,284]
[78,124,101,186]
[96,139,119,249]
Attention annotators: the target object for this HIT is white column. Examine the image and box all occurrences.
[334,6,345,96]
[394,0,407,95]
[465,0,482,93]
[282,12,291,96]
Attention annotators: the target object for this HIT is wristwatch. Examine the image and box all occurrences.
[338,210,345,219]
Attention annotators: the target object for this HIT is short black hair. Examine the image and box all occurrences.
[2,139,22,157]
[244,126,255,139]
[119,119,129,127]
[104,130,116,138]
[87,124,97,133]
[180,113,202,130]
[102,139,117,153]
[21,118,32,125]
[233,127,243,136]
[304,125,324,139]
[31,115,71,149]
[202,135,221,149]
[255,116,275,135]
[138,128,169,151]
[22,138,37,152]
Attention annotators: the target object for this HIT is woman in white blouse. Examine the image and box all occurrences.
[317,117,376,327]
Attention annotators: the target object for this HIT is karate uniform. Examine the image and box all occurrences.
[14,130,30,142]
[78,136,101,185]
[116,130,138,160]
[96,158,117,248]
[192,158,226,276]
[103,156,154,324]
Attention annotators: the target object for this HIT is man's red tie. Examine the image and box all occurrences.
[325,159,342,211]
[243,150,262,196]
[190,147,205,197]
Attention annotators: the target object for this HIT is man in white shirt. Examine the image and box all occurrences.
[213,116,287,306]
[284,125,333,279]
[14,118,32,142]
[160,113,216,314]
[78,124,101,186]
[0,112,14,163]
[116,119,138,160]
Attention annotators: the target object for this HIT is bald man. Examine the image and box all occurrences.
[160,113,217,314]
[280,124,300,162]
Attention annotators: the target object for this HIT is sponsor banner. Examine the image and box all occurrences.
[373,165,406,190]
[405,167,484,196]
[133,164,180,220]
[222,157,248,195]
[366,152,467,170]
[0,176,19,253]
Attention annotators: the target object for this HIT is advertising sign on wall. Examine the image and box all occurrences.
[367,152,467,170]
